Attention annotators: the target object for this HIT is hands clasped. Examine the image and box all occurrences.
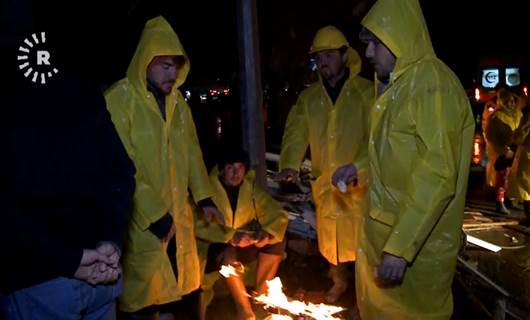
[74,243,122,285]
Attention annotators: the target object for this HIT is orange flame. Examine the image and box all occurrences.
[255,277,344,320]
[219,264,239,278]
[269,315,293,320]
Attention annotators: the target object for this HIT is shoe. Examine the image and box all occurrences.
[496,201,511,215]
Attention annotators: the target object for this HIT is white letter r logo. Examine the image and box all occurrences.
[37,50,51,65]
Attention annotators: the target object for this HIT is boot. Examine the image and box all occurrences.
[496,200,511,215]
[255,252,283,295]
[325,263,349,303]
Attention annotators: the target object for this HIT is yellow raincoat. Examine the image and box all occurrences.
[105,16,212,312]
[195,167,288,248]
[279,27,373,265]
[357,0,475,319]
[485,106,522,187]
[194,167,288,309]
[509,113,530,200]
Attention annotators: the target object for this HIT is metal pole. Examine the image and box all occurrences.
[236,0,266,188]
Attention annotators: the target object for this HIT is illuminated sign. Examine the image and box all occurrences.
[482,68,499,88]
[505,68,520,87]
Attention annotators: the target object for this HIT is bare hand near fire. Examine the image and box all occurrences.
[254,230,270,248]
[202,206,225,225]
[230,232,256,248]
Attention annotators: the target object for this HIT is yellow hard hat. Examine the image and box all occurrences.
[309,26,349,54]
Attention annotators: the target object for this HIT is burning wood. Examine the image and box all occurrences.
[255,277,344,320]
[218,264,344,319]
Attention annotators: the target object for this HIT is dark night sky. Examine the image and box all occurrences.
[2,0,528,88]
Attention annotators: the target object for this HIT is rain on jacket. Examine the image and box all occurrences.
[485,105,522,186]
[105,16,212,312]
[356,0,475,319]
[279,31,373,265]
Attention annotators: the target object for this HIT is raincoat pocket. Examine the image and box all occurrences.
[368,207,395,227]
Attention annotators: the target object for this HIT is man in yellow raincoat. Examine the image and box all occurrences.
[196,148,288,320]
[485,88,523,214]
[355,0,475,318]
[507,93,530,224]
[105,16,223,318]
[276,26,373,302]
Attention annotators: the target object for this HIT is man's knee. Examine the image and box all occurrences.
[219,245,238,265]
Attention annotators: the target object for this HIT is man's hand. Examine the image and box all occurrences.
[229,232,256,248]
[274,168,298,183]
[96,242,121,268]
[202,206,225,225]
[254,230,270,248]
[74,249,120,285]
[376,252,408,285]
[331,164,358,191]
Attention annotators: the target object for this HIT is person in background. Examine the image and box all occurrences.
[507,93,530,224]
[485,88,523,214]
[276,26,373,303]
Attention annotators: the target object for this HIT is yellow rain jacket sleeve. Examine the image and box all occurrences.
[105,16,212,312]
[195,167,288,245]
[279,27,373,264]
[357,1,475,319]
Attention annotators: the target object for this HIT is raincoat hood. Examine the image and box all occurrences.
[126,16,190,94]
[361,0,435,78]
[310,26,362,76]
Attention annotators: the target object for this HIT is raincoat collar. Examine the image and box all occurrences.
[126,16,190,96]
[361,0,435,81]
[323,67,350,104]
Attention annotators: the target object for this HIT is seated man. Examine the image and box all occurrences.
[196,148,289,320]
